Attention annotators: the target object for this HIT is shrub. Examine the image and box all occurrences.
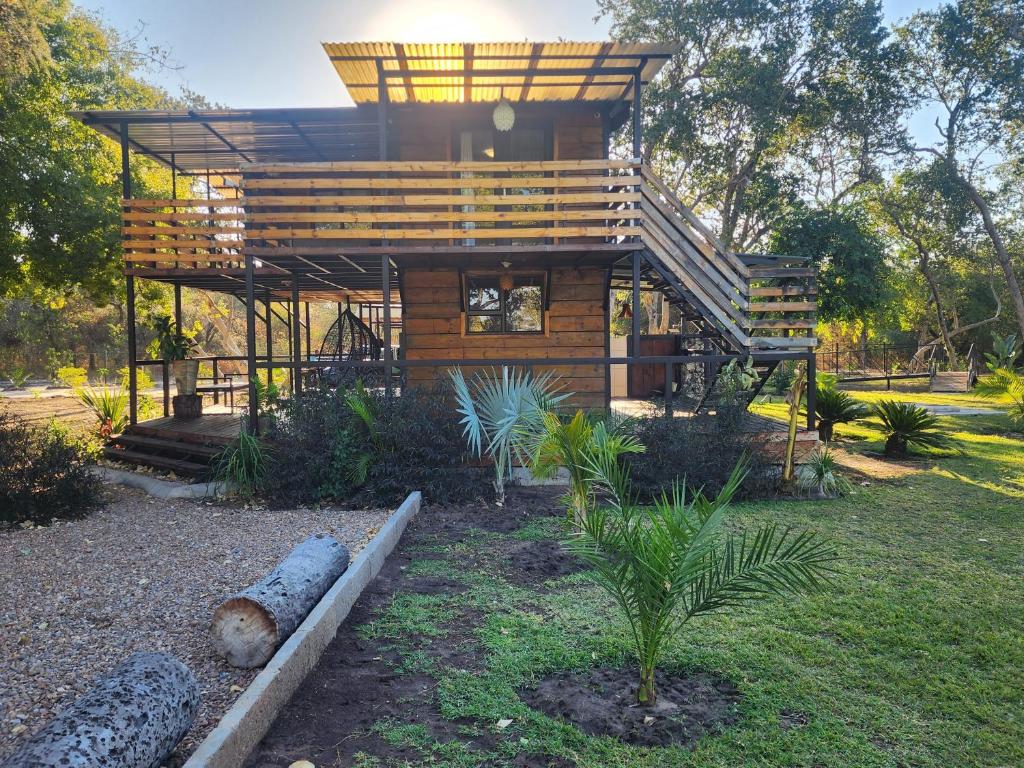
[872,400,958,458]
[765,360,796,396]
[568,459,837,706]
[264,384,488,507]
[213,428,271,501]
[985,332,1021,372]
[976,368,1024,427]
[56,366,88,388]
[77,386,129,437]
[0,413,103,527]
[625,403,773,500]
[814,385,869,442]
[120,366,154,391]
[796,447,852,498]
[6,366,31,388]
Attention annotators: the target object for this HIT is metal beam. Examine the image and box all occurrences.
[121,121,138,426]
[189,110,253,163]
[245,245,259,433]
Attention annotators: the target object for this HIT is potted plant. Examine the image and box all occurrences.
[152,316,200,418]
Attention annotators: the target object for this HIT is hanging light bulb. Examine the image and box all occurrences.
[493,88,515,132]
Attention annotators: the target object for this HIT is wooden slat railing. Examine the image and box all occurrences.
[240,159,641,246]
[121,199,244,266]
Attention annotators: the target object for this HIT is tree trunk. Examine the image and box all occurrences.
[818,420,834,443]
[637,663,657,706]
[5,652,199,768]
[884,435,906,458]
[211,535,350,668]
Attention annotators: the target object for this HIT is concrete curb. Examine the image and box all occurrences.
[95,466,227,499]
[183,491,422,768]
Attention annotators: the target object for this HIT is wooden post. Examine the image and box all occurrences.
[121,122,138,426]
[631,251,641,390]
[304,301,312,360]
[632,68,642,160]
[382,254,392,396]
[806,352,816,430]
[265,290,273,388]
[245,248,259,434]
[291,278,303,395]
[664,362,673,417]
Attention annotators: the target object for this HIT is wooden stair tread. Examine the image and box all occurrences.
[113,433,223,458]
[103,446,208,476]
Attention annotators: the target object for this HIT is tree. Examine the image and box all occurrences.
[770,204,890,326]
[898,0,1024,340]
[599,0,907,251]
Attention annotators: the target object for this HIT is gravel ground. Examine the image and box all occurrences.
[0,488,392,764]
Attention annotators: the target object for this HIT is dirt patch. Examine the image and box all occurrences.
[502,539,587,587]
[246,488,566,767]
[832,446,923,480]
[519,666,741,748]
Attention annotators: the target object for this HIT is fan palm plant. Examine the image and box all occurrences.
[569,456,837,706]
[449,366,569,504]
[814,385,869,442]
[975,367,1024,427]
[872,400,957,457]
[528,410,644,521]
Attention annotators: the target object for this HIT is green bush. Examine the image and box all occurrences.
[77,386,129,436]
[213,428,271,501]
[625,403,773,500]
[264,384,488,507]
[0,414,103,527]
[56,366,88,388]
[815,385,869,442]
[872,400,957,458]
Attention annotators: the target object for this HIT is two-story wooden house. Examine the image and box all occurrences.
[75,41,817,474]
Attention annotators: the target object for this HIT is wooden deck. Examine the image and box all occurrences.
[131,413,244,446]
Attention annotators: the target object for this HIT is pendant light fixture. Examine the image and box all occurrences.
[493,87,515,132]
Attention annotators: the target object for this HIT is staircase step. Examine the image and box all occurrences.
[104,446,209,477]
[113,433,223,459]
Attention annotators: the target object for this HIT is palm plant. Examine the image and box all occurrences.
[342,379,383,487]
[449,366,569,505]
[77,386,129,436]
[975,367,1024,427]
[796,447,852,498]
[528,410,644,521]
[213,428,271,501]
[569,458,837,706]
[814,385,869,442]
[872,400,957,458]
[984,333,1021,372]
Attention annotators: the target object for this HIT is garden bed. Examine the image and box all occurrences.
[0,488,391,765]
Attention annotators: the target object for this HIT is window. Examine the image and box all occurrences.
[466,273,545,334]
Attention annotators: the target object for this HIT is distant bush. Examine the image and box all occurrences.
[56,366,88,388]
[0,413,103,527]
[625,404,774,500]
[264,384,488,507]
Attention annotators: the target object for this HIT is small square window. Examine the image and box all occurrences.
[465,272,545,334]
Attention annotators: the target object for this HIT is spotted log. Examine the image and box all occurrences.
[3,652,200,768]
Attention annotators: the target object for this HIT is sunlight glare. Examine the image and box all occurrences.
[364,0,525,41]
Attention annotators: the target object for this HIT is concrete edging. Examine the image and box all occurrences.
[183,490,422,768]
[94,466,228,499]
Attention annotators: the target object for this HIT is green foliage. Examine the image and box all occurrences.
[715,356,757,404]
[985,333,1021,372]
[528,410,644,521]
[0,413,103,527]
[975,368,1024,427]
[765,360,795,397]
[569,459,837,705]
[252,375,281,417]
[449,366,569,504]
[796,447,852,498]
[770,204,890,323]
[77,386,129,436]
[815,385,869,442]
[5,366,31,388]
[213,428,271,501]
[56,365,87,388]
[872,400,958,458]
[150,315,196,361]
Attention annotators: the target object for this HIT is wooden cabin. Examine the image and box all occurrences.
[74,41,818,474]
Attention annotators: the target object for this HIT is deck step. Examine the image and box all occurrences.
[103,446,209,477]
[114,433,223,459]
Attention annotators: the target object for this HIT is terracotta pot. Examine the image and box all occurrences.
[172,359,200,395]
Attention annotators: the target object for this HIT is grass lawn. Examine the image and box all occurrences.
[261,385,1024,767]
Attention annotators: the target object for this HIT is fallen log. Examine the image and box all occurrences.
[4,652,199,768]
[211,534,350,668]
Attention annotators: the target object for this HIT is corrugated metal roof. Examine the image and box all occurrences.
[323,41,679,104]
[72,107,380,173]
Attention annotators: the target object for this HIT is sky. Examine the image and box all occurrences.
[77,0,944,111]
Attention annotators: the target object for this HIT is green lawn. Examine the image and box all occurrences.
[361,387,1024,767]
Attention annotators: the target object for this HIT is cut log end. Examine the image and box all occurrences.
[211,596,279,668]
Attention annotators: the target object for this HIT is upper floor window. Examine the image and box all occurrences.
[465,272,545,334]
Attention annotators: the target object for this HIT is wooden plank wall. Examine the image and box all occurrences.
[402,267,608,409]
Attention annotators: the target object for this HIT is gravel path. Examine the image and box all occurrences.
[0,488,392,764]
